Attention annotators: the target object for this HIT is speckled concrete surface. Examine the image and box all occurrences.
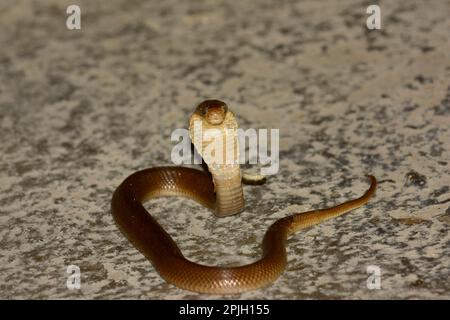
[0,0,449,299]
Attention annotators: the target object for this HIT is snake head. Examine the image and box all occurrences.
[197,100,228,125]
[189,100,244,216]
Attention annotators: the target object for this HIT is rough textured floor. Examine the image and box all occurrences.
[0,0,449,299]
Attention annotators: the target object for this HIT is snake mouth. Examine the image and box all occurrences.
[197,99,228,125]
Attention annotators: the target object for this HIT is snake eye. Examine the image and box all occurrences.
[197,100,228,125]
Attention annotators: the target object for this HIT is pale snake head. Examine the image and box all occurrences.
[189,100,244,216]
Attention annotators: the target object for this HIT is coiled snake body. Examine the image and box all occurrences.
[111,100,377,294]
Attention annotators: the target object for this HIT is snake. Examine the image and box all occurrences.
[111,100,377,294]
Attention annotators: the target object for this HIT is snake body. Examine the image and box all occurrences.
[111,100,377,294]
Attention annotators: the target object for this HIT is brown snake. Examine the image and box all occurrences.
[111,100,377,294]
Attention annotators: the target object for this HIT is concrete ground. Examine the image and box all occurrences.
[0,0,449,299]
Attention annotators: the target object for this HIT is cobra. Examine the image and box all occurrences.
[111,100,377,294]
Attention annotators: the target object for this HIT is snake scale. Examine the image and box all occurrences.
[111,100,377,294]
